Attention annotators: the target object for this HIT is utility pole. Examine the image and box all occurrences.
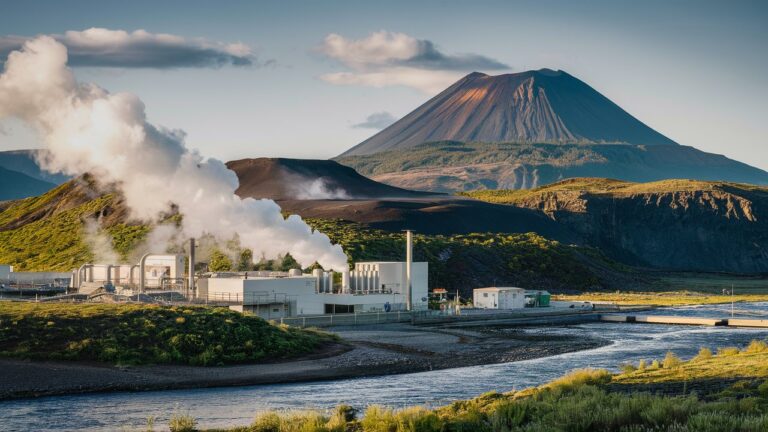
[731,284,734,318]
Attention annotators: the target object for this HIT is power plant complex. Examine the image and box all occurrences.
[63,231,428,319]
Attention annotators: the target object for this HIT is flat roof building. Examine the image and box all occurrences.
[473,287,526,309]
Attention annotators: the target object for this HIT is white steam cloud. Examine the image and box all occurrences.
[0,36,348,270]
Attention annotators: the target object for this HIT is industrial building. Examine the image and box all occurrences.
[0,264,71,290]
[66,230,428,319]
[473,287,527,309]
[71,254,186,294]
[198,261,429,318]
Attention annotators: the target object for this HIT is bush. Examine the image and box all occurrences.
[620,363,638,374]
[169,413,197,432]
[717,347,741,357]
[694,347,713,361]
[662,352,683,369]
[743,340,768,354]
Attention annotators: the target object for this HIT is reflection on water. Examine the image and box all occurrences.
[2,303,767,432]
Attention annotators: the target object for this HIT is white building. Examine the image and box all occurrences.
[473,287,526,309]
[198,261,429,318]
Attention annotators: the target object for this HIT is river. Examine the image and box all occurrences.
[2,302,767,431]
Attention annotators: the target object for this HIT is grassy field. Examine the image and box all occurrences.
[179,341,768,432]
[0,302,336,366]
[554,290,768,306]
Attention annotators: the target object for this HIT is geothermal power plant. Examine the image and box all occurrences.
[39,231,429,319]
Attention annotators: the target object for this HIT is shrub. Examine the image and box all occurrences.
[717,347,741,356]
[169,413,197,432]
[546,368,612,391]
[649,360,661,370]
[251,412,281,432]
[662,352,683,369]
[360,405,397,432]
[620,363,638,374]
[693,347,713,361]
[743,340,768,354]
[394,406,443,432]
[637,359,647,371]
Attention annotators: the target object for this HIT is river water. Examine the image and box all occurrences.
[2,302,768,431]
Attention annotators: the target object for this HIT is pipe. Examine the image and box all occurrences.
[406,230,413,311]
[105,265,113,285]
[188,238,196,297]
[139,253,152,294]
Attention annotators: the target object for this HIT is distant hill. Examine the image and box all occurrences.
[338,142,768,192]
[0,165,56,201]
[463,178,768,273]
[0,150,71,185]
[227,157,573,238]
[226,158,433,200]
[342,69,677,157]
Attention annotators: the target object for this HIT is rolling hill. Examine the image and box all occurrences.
[0,165,56,201]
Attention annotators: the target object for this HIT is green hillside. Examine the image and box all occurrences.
[460,177,768,204]
[0,179,149,271]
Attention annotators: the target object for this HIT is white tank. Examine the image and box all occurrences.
[288,268,302,277]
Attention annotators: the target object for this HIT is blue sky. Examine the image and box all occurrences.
[1,0,766,170]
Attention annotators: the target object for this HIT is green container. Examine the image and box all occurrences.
[525,290,551,307]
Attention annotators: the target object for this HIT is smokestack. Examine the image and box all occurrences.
[406,230,413,311]
[188,238,196,297]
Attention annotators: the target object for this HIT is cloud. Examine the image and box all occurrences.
[0,28,261,68]
[318,31,509,93]
[352,111,397,129]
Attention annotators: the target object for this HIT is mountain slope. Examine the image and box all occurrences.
[463,178,768,273]
[338,142,768,192]
[0,165,57,201]
[0,150,71,186]
[342,69,677,156]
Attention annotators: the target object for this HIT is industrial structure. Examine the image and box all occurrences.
[198,260,429,318]
[65,230,428,319]
[70,254,186,294]
[473,287,552,309]
[473,287,527,309]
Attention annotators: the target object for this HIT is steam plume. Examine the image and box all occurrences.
[0,36,348,270]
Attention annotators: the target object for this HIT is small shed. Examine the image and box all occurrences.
[473,287,526,309]
[525,290,551,307]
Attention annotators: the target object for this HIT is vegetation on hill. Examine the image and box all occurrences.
[304,218,639,294]
[460,177,768,204]
[0,302,336,366]
[186,340,768,431]
[337,141,611,177]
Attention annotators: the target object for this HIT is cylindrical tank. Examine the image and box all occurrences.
[288,268,302,277]
[326,271,333,293]
[312,268,323,292]
[342,270,350,293]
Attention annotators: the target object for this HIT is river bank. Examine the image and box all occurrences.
[0,322,607,400]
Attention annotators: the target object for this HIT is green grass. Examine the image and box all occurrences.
[0,302,337,366]
[460,177,768,205]
[554,291,768,306]
[200,341,768,432]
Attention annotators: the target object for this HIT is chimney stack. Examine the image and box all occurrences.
[405,230,413,311]
[188,238,196,297]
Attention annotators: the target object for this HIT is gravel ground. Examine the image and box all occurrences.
[0,323,607,400]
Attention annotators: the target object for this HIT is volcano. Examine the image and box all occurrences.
[342,69,677,156]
